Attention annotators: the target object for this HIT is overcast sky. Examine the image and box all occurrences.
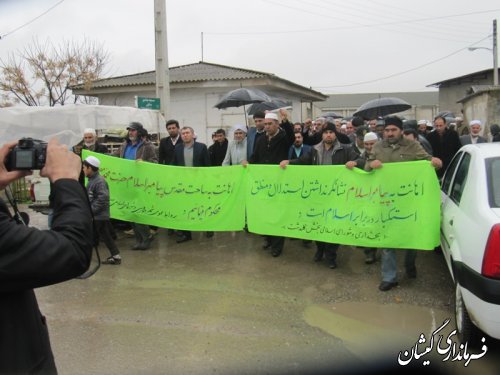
[0,0,498,94]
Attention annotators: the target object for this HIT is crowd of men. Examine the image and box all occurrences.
[73,111,499,292]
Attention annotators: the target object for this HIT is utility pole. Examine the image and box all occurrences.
[201,32,204,62]
[154,0,170,120]
[493,19,498,86]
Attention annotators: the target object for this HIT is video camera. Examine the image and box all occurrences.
[5,138,47,171]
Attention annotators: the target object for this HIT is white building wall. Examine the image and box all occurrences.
[96,87,304,144]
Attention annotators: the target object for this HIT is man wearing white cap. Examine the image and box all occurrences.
[222,124,248,166]
[417,120,431,137]
[346,131,379,264]
[72,128,108,186]
[345,132,378,171]
[248,112,293,257]
[460,120,487,146]
[72,128,108,157]
[83,155,121,265]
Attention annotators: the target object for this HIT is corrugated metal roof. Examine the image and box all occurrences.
[73,61,273,89]
[458,85,500,103]
[72,61,327,100]
[427,68,499,87]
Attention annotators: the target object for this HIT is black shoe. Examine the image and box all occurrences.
[365,254,376,264]
[176,235,192,244]
[102,256,121,265]
[271,249,282,257]
[132,243,148,251]
[406,268,417,279]
[329,260,337,269]
[379,281,398,291]
[313,250,323,262]
[262,241,272,250]
[206,231,214,238]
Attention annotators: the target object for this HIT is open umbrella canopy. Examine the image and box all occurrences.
[321,111,343,119]
[437,111,455,118]
[353,97,412,120]
[214,88,270,109]
[247,98,291,115]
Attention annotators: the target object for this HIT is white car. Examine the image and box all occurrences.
[440,143,500,342]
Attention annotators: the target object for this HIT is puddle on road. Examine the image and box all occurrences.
[304,302,452,361]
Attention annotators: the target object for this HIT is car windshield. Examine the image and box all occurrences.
[488,157,500,208]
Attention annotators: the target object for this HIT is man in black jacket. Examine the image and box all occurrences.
[426,115,462,178]
[248,112,293,257]
[280,123,359,268]
[0,138,93,374]
[208,129,228,166]
[158,119,183,165]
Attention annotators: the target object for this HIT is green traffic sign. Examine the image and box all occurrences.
[137,97,160,110]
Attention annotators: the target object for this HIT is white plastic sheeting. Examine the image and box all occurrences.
[0,104,165,147]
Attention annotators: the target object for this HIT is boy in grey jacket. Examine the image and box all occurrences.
[83,155,121,265]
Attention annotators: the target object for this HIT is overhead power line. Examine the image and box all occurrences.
[205,8,499,36]
[0,0,66,40]
[313,35,492,89]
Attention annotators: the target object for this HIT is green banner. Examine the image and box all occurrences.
[83,151,246,231]
[83,151,441,250]
[246,162,441,250]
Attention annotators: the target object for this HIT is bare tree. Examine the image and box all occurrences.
[0,38,108,107]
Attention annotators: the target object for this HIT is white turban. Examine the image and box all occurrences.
[364,132,379,142]
[233,124,247,133]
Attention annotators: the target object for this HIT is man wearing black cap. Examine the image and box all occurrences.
[114,122,158,250]
[280,122,359,268]
[365,116,442,291]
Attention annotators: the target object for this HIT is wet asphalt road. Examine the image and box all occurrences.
[27,208,498,375]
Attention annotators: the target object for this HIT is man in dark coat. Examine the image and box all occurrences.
[172,126,211,243]
[208,129,228,166]
[0,138,93,374]
[249,112,293,257]
[280,123,359,268]
[459,119,488,145]
[426,115,462,178]
[287,132,312,160]
[158,119,183,165]
[247,111,267,160]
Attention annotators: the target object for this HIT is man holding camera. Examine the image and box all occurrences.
[0,138,93,374]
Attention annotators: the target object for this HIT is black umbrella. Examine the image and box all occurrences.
[321,111,343,119]
[247,98,291,115]
[353,97,412,120]
[437,111,455,118]
[214,88,270,109]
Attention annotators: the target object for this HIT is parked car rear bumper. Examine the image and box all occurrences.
[461,286,500,340]
[454,260,500,305]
